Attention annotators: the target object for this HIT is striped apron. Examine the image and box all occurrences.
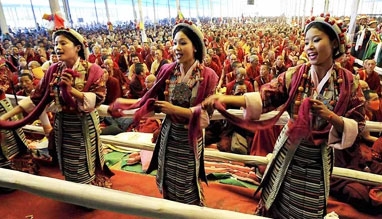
[0,98,28,168]
[55,110,105,184]
[259,125,332,218]
[156,118,204,206]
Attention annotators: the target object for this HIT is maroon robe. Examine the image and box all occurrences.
[225,80,254,95]
[104,76,122,105]
[359,70,382,96]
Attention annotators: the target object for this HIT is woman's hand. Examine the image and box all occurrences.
[154,101,175,115]
[42,124,53,137]
[201,94,223,110]
[107,102,124,118]
[310,98,344,133]
[60,69,79,88]
[310,99,332,121]
[60,71,74,88]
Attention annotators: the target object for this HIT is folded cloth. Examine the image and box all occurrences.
[324,211,339,219]
[140,150,153,172]
[126,152,141,165]
[370,186,382,207]
[372,137,382,161]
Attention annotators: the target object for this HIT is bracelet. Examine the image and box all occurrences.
[327,113,335,122]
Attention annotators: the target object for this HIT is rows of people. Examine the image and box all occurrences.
[0,13,381,218]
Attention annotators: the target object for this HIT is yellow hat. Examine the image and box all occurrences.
[368,19,378,26]
[31,67,44,80]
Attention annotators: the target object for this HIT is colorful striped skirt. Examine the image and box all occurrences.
[55,111,112,187]
[0,98,28,168]
[260,141,331,218]
[157,120,204,206]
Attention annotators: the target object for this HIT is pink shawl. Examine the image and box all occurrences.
[108,62,218,151]
[0,62,103,129]
[214,64,353,145]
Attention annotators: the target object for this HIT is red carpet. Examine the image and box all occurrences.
[1,163,380,219]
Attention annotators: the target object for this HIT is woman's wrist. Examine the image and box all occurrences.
[326,112,335,122]
[71,88,84,101]
[327,112,344,133]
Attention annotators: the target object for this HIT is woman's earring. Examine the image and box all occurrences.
[194,49,197,52]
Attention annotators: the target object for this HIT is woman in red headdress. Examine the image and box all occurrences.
[0,22,113,189]
[108,20,218,206]
[203,14,366,218]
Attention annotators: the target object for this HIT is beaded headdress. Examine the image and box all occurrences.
[368,19,378,26]
[50,13,89,60]
[173,20,206,62]
[305,13,348,58]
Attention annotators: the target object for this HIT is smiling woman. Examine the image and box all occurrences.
[1,0,381,29]
[108,19,218,206]
[201,13,366,218]
[0,20,114,191]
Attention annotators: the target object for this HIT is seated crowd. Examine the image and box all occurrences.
[0,14,382,214]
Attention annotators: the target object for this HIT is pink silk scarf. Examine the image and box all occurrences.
[214,64,353,146]
[0,62,103,129]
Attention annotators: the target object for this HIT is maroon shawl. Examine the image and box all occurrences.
[109,62,218,120]
[214,64,355,145]
[108,62,218,150]
[0,62,103,129]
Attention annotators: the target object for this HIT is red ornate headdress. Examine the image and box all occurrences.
[305,13,348,58]
[173,20,206,62]
[46,12,89,60]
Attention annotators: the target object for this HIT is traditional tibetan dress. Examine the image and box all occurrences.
[0,61,36,174]
[215,64,365,218]
[146,61,218,206]
[257,64,365,218]
[17,60,113,187]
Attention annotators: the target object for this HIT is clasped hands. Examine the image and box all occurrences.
[59,69,80,88]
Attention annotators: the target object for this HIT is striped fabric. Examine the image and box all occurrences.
[0,98,28,165]
[55,111,99,184]
[261,141,331,219]
[157,120,204,206]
